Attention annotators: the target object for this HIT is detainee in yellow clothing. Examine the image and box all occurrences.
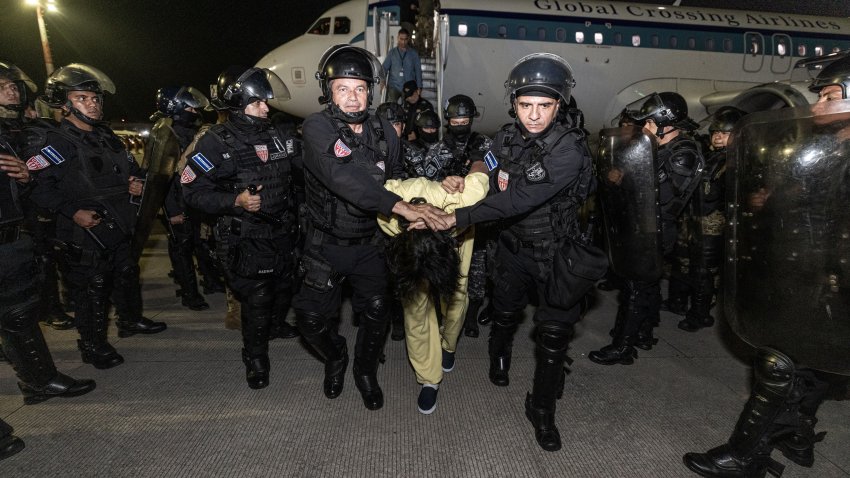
[379,171,489,385]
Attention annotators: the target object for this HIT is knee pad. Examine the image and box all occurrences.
[536,321,573,352]
[245,283,275,310]
[362,295,387,324]
[0,301,40,332]
[87,273,111,297]
[754,347,796,397]
[296,311,328,336]
[492,310,520,329]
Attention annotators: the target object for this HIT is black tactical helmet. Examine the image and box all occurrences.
[809,54,850,99]
[217,66,289,111]
[617,108,644,127]
[631,92,696,130]
[444,94,479,119]
[709,106,746,133]
[155,86,210,117]
[42,63,115,108]
[415,109,441,130]
[376,102,406,124]
[505,53,575,104]
[316,44,383,105]
[0,61,37,111]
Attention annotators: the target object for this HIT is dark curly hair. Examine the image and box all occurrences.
[386,229,460,304]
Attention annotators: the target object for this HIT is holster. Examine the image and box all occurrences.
[298,248,339,293]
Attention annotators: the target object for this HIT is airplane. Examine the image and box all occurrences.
[255,0,850,134]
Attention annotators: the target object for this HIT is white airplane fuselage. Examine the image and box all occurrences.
[256,0,850,133]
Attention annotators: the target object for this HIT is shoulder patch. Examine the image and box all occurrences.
[334,139,352,158]
[498,170,510,191]
[525,162,548,183]
[484,150,498,171]
[40,145,66,165]
[180,166,197,184]
[191,152,214,172]
[26,155,51,171]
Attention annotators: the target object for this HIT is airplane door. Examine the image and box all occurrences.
[743,32,764,73]
[770,34,792,74]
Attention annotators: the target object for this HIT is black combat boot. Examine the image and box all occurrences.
[241,348,270,390]
[488,311,519,386]
[113,265,167,337]
[1,302,96,404]
[525,322,572,451]
[241,290,275,389]
[462,299,482,338]
[588,336,637,366]
[775,415,824,468]
[77,277,124,369]
[0,419,25,462]
[683,348,796,478]
[169,233,209,311]
[635,316,659,351]
[679,272,715,332]
[352,297,388,410]
[297,311,348,399]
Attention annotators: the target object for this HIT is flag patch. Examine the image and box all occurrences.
[334,139,351,158]
[484,151,498,171]
[255,145,268,162]
[26,155,51,171]
[41,145,66,165]
[191,152,214,172]
[180,166,197,184]
[498,170,510,191]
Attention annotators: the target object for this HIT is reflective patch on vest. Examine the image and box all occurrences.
[180,166,197,184]
[334,139,351,158]
[273,137,286,152]
[191,152,214,172]
[26,154,51,171]
[255,145,269,162]
[376,161,385,172]
[484,150,498,171]
[525,162,547,183]
[40,145,66,165]
[498,170,509,191]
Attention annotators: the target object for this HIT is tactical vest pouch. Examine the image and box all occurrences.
[298,249,337,293]
[226,238,285,279]
[545,238,608,310]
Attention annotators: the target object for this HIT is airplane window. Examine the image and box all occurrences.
[498,25,507,39]
[595,33,603,44]
[477,23,488,37]
[308,17,331,35]
[688,37,696,49]
[333,17,350,35]
[669,36,678,48]
[833,46,841,53]
[814,46,824,56]
[797,44,806,56]
[458,23,468,36]
[518,26,527,39]
[705,38,715,50]
[614,32,622,45]
[723,38,733,52]
[632,35,641,47]
[555,28,566,42]
[777,42,787,57]
[749,40,759,55]
[575,32,585,44]
[538,28,546,41]
[651,35,659,47]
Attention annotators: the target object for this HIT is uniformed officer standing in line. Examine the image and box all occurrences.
[589,92,703,365]
[182,66,300,389]
[438,53,595,451]
[151,85,211,311]
[401,80,433,142]
[677,106,745,333]
[294,44,447,410]
[0,64,95,461]
[23,64,167,370]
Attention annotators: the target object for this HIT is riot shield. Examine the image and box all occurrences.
[130,118,181,261]
[595,126,662,282]
[725,100,850,375]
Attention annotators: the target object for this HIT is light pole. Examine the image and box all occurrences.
[25,0,58,76]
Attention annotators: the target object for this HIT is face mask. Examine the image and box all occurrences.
[448,123,471,139]
[419,131,439,144]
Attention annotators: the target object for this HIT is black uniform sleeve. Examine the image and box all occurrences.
[378,116,405,179]
[180,133,241,215]
[22,131,79,219]
[302,113,401,217]
[163,176,185,217]
[455,131,586,229]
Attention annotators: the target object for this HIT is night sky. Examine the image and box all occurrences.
[1,0,848,123]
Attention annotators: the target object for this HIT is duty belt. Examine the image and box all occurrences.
[0,225,21,245]
[309,226,373,247]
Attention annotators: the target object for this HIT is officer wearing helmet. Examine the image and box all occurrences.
[0,63,96,462]
[676,106,745,333]
[22,63,167,370]
[148,85,212,311]
[182,66,301,389]
[439,53,596,451]
[589,91,704,366]
[376,101,406,139]
[683,54,850,478]
[401,79,434,141]
[294,44,447,411]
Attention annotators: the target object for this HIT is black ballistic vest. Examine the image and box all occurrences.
[303,113,389,239]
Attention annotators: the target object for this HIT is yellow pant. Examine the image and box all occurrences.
[403,227,476,385]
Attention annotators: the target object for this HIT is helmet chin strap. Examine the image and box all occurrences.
[64,103,105,127]
[329,103,369,124]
